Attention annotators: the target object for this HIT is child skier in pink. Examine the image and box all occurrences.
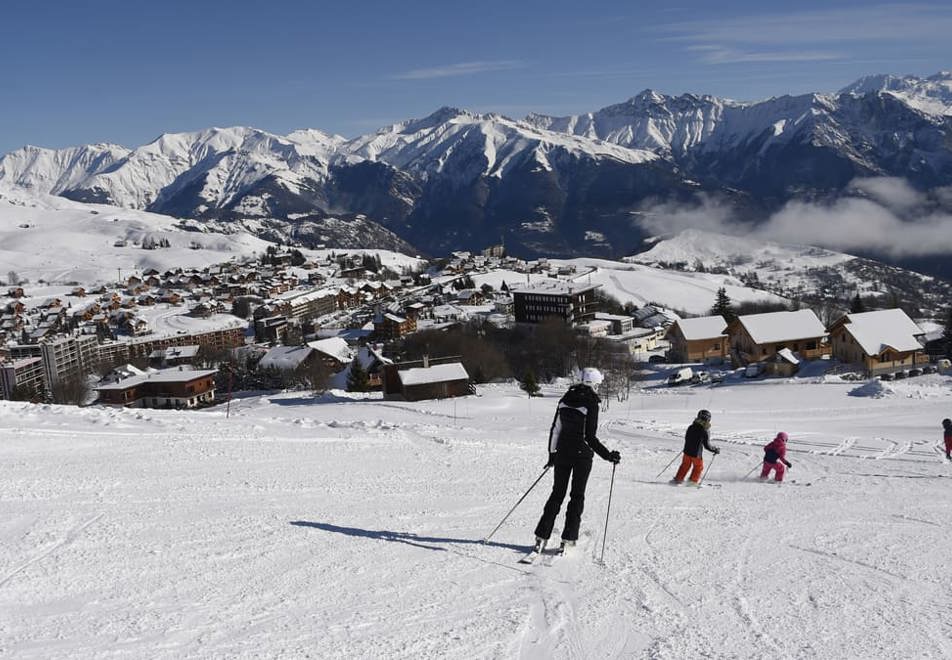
[761,432,793,482]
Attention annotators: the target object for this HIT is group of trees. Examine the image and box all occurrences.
[393,317,638,403]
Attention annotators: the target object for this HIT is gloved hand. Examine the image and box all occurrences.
[545,454,555,468]
[712,447,721,455]
[608,450,621,464]
[784,460,792,468]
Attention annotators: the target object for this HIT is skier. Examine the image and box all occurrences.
[670,409,720,486]
[943,418,952,460]
[531,368,621,556]
[760,431,793,482]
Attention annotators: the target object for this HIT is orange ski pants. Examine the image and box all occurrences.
[674,454,704,483]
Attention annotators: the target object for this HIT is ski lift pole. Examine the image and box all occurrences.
[600,462,617,564]
[655,451,682,479]
[483,466,551,543]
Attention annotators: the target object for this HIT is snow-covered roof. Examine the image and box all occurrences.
[840,309,924,356]
[736,309,826,344]
[674,315,727,340]
[257,345,314,371]
[398,362,470,386]
[776,348,800,364]
[307,337,353,363]
[511,281,600,296]
[96,368,216,391]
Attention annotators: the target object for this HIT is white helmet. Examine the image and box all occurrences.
[580,367,604,388]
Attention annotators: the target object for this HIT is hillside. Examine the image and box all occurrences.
[3,377,952,657]
[628,229,952,312]
[0,185,418,285]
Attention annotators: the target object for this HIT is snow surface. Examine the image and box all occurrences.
[3,376,952,658]
[838,309,924,356]
[398,362,469,386]
[549,257,787,315]
[0,184,423,286]
[672,315,727,341]
[737,309,826,345]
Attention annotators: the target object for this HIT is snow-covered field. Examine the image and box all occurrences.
[554,257,788,315]
[3,375,952,659]
[0,184,423,287]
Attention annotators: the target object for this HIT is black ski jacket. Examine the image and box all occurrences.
[682,421,716,458]
[547,384,612,465]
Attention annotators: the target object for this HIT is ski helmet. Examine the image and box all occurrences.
[697,409,712,422]
[776,431,788,442]
[580,367,604,388]
[944,418,952,429]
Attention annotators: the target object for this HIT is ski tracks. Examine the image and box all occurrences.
[0,512,104,589]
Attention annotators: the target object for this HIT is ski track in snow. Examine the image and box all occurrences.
[2,379,952,658]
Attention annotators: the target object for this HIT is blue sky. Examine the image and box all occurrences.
[1,0,949,154]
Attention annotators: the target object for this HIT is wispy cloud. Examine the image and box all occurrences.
[637,180,952,258]
[687,45,841,65]
[658,3,952,65]
[391,60,526,81]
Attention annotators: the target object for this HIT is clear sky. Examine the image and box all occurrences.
[2,0,949,155]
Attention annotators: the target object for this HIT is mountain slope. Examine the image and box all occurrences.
[1,71,952,262]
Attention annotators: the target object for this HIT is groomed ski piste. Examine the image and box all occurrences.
[3,374,952,658]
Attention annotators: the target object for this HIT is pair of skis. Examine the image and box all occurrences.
[518,541,572,565]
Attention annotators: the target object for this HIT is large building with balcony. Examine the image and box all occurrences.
[511,281,601,326]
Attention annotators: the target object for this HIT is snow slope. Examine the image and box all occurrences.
[0,184,274,284]
[552,256,788,314]
[2,375,952,658]
[0,185,422,285]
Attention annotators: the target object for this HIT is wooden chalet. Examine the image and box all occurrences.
[666,315,728,363]
[828,309,926,376]
[728,310,828,364]
[96,368,217,409]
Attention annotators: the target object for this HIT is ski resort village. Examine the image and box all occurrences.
[3,198,952,657]
[5,4,952,654]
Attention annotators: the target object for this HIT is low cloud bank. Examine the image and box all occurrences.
[638,179,952,258]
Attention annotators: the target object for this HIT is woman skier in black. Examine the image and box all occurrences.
[532,367,621,555]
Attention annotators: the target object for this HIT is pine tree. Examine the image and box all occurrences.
[849,294,866,314]
[711,287,735,321]
[520,370,540,397]
[346,359,370,392]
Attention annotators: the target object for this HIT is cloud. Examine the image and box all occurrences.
[686,45,841,65]
[637,179,952,257]
[657,4,952,65]
[391,60,525,81]
[848,176,927,213]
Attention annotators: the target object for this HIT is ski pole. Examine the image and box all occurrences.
[483,466,550,543]
[699,451,717,486]
[655,452,681,479]
[742,462,762,480]
[600,462,617,564]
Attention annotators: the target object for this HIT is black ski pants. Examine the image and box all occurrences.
[534,460,593,542]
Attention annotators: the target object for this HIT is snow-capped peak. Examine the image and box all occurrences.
[839,71,952,116]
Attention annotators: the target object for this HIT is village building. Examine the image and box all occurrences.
[666,315,729,363]
[728,309,828,364]
[828,309,927,376]
[374,310,416,340]
[149,345,201,368]
[511,281,600,326]
[382,360,471,402]
[95,368,217,409]
[0,357,47,400]
[256,345,317,373]
[306,337,354,372]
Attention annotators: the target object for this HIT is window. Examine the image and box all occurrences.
[806,341,817,350]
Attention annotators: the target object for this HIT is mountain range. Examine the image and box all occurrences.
[2,71,951,262]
